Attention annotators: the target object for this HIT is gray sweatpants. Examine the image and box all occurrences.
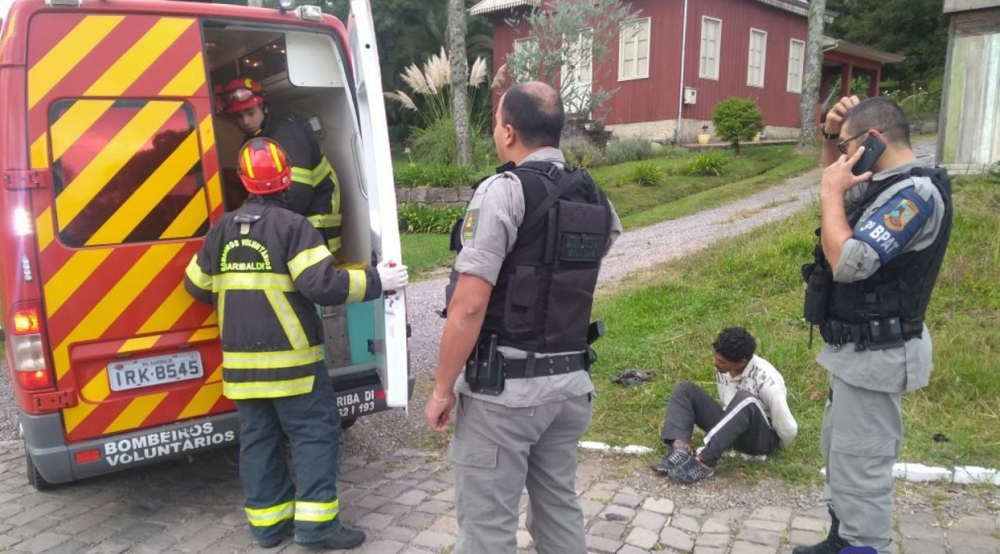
[821,374,902,554]
[448,393,592,554]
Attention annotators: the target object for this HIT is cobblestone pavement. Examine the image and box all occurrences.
[0,440,996,554]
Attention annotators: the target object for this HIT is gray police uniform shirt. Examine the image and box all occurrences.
[817,158,946,393]
[453,147,623,407]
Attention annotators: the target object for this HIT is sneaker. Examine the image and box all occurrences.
[297,525,366,551]
[668,455,715,484]
[652,449,692,475]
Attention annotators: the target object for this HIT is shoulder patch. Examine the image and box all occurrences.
[854,186,934,264]
[462,209,479,240]
[883,197,920,232]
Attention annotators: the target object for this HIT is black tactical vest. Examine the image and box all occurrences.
[446,161,613,353]
[804,166,952,340]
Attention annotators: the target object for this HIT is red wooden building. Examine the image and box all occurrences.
[471,0,904,143]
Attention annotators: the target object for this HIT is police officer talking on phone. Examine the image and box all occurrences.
[796,96,952,554]
[424,81,621,554]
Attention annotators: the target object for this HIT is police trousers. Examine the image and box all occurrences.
[234,365,344,545]
[449,393,592,554]
[660,380,778,465]
[821,374,902,554]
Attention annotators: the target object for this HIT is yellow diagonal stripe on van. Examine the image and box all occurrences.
[63,369,111,434]
[30,133,48,170]
[104,392,169,434]
[43,250,113,317]
[119,335,162,354]
[55,102,183,231]
[161,190,210,240]
[28,15,125,109]
[52,244,184,381]
[84,18,195,97]
[45,100,115,164]
[35,210,54,253]
[206,172,223,214]
[159,53,206,97]
[198,115,215,154]
[138,282,196,335]
[86,131,200,246]
[178,364,223,421]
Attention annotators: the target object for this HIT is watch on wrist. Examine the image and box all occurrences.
[821,128,839,141]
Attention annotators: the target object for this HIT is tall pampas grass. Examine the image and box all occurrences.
[384,48,490,129]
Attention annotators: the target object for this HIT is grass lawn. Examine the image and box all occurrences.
[585,174,1000,484]
[590,145,814,228]
[401,145,815,280]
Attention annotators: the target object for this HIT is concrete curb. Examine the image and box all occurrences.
[578,441,1000,486]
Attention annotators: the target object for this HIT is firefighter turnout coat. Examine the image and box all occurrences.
[253,118,342,252]
[183,195,380,400]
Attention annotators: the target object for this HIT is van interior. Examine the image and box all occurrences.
[204,21,382,381]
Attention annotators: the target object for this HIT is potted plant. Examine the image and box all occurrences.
[698,124,711,145]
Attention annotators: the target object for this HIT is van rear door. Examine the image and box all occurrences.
[347,0,408,409]
[26,12,230,442]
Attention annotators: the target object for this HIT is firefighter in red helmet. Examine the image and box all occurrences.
[221,78,343,253]
[184,138,408,550]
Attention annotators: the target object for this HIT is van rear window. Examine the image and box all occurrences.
[49,99,209,247]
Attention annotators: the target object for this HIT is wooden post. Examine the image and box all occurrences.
[840,63,853,97]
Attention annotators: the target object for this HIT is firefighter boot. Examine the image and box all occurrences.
[792,509,848,554]
[297,524,366,551]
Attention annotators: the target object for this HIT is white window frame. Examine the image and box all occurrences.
[747,28,767,88]
[560,29,593,114]
[699,16,722,81]
[787,39,805,93]
[511,37,538,83]
[618,17,651,81]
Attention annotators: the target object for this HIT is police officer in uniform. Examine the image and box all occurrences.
[796,96,952,554]
[424,82,622,554]
[184,138,408,551]
[221,78,343,252]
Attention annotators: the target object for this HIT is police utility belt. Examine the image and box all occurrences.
[465,322,604,396]
[818,317,923,351]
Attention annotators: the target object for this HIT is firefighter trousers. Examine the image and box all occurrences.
[234,365,344,545]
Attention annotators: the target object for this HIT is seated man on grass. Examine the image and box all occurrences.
[653,327,798,484]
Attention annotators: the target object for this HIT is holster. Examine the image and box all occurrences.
[464,334,504,396]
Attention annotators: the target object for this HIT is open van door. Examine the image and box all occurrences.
[347,0,408,410]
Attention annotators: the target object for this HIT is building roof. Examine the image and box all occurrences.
[943,0,1000,13]
[470,0,827,19]
[822,36,906,64]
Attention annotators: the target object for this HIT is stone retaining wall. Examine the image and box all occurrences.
[396,186,475,209]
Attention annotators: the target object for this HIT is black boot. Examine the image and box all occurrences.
[792,510,849,554]
[296,525,366,551]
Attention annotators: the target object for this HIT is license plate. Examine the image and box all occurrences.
[108,352,204,392]
[336,385,386,419]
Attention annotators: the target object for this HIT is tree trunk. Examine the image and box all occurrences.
[798,0,826,148]
[447,0,472,166]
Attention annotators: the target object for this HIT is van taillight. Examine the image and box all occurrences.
[9,302,53,390]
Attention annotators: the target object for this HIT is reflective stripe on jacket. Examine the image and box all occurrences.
[184,196,379,399]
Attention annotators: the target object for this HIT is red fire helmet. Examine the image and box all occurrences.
[221,77,266,114]
[237,138,291,195]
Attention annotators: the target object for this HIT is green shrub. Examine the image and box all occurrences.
[409,117,497,167]
[624,161,665,186]
[682,152,728,177]
[398,203,465,233]
[604,138,654,165]
[561,134,602,168]
[712,98,764,154]
[394,163,486,188]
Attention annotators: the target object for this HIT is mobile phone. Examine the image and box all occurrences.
[851,134,886,176]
